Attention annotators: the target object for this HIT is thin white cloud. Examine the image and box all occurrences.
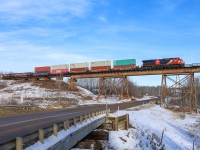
[0,0,93,23]
[0,47,7,52]
[159,0,187,11]
[98,16,107,22]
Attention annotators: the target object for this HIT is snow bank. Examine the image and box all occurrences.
[108,128,164,150]
[135,96,157,101]
[78,96,132,105]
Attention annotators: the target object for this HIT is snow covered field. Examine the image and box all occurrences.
[107,104,200,150]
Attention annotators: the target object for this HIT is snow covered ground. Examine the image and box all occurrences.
[68,104,198,150]
[107,104,200,150]
[0,80,96,107]
[106,128,164,150]
[78,96,131,105]
[135,96,157,101]
[78,93,157,105]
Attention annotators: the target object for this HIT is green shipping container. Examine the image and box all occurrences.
[113,59,136,66]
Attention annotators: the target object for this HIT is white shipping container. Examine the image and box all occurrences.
[90,61,111,67]
[51,64,69,71]
[70,62,89,68]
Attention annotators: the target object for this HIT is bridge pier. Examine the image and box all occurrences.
[160,73,197,112]
[68,78,77,90]
[56,76,63,81]
[97,76,129,100]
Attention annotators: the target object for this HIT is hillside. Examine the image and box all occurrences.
[0,80,95,108]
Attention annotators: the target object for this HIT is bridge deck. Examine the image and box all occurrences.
[1,65,200,80]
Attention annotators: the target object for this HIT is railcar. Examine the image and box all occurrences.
[142,57,185,68]
[90,61,111,72]
[70,62,89,73]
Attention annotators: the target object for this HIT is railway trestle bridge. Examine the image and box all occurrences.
[1,64,200,112]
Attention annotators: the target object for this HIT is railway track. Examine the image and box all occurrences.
[1,64,200,80]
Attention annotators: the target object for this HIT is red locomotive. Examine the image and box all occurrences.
[142,57,185,68]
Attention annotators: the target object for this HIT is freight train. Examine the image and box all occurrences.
[34,57,185,74]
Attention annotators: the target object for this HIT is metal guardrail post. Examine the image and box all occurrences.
[63,120,69,130]
[53,124,58,137]
[92,113,95,118]
[39,129,44,144]
[16,137,23,150]
[96,111,98,116]
[73,118,77,126]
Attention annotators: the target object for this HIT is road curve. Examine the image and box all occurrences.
[0,100,150,144]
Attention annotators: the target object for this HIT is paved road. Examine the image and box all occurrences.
[0,100,150,144]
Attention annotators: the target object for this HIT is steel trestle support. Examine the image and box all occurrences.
[97,76,129,100]
[160,73,197,112]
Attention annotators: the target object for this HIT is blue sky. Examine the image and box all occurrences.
[0,0,199,85]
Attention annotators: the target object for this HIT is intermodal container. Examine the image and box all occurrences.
[51,64,69,70]
[70,63,89,72]
[70,63,89,68]
[90,61,111,67]
[90,61,111,71]
[51,64,69,74]
[113,59,136,66]
[35,66,51,73]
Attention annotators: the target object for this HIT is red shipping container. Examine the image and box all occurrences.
[35,66,51,72]
[70,68,89,73]
[91,66,111,72]
[51,69,69,74]
[113,65,136,70]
